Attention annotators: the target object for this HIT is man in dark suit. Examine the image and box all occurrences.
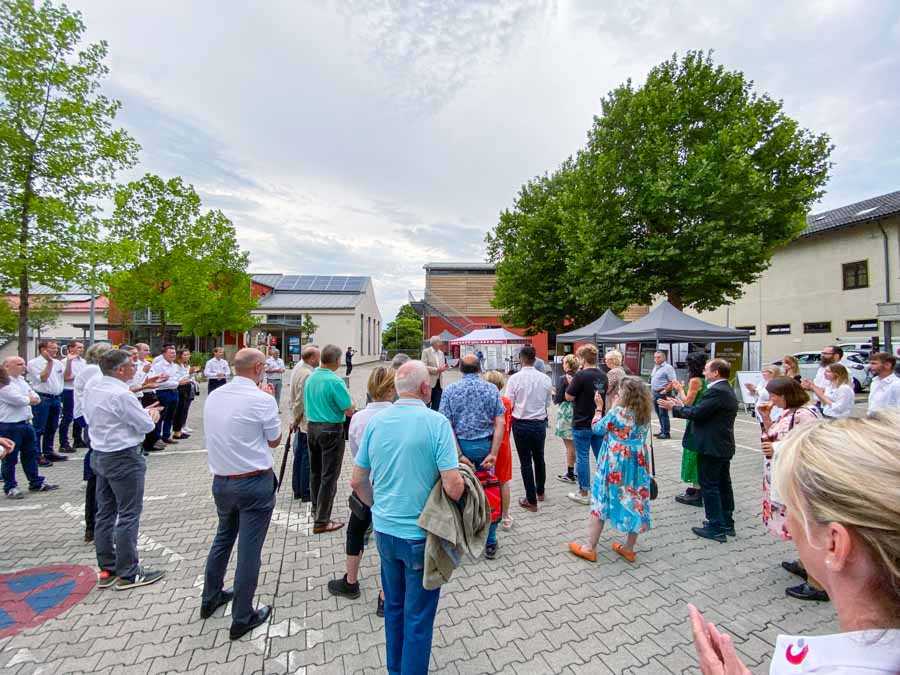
[658,358,738,543]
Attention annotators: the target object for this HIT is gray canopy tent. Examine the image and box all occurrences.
[556,309,627,344]
[592,301,750,344]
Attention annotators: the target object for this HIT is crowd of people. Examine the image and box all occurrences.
[1,335,898,673]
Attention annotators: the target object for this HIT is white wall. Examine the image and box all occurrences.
[689,217,900,362]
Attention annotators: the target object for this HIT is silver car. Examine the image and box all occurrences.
[777,351,872,392]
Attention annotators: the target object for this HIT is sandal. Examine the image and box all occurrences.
[313,521,345,534]
[568,542,597,562]
[612,542,636,563]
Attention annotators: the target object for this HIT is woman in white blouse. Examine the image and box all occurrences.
[690,411,900,674]
[806,363,855,419]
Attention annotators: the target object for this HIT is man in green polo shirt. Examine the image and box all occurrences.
[305,344,355,533]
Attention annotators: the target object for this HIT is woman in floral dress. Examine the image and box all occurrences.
[568,376,653,564]
[758,376,823,601]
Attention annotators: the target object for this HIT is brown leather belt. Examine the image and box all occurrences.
[215,469,272,480]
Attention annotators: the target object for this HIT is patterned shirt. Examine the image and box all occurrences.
[439,374,505,440]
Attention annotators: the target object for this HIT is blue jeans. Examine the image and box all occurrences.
[292,431,311,500]
[31,393,61,456]
[573,427,602,493]
[653,392,670,436]
[0,421,44,493]
[376,532,442,675]
[203,471,276,625]
[155,389,179,441]
[457,437,498,546]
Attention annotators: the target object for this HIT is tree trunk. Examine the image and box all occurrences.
[666,289,684,311]
[16,167,35,358]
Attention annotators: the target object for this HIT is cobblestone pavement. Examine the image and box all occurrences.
[0,363,840,674]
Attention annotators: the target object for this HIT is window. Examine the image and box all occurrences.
[736,325,756,336]
[803,321,831,334]
[847,319,877,332]
[843,261,868,290]
[766,324,791,335]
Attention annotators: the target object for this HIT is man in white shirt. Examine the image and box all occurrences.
[289,344,320,502]
[201,348,281,641]
[421,336,449,411]
[506,345,552,512]
[133,343,165,454]
[265,347,286,406]
[867,352,900,414]
[27,340,67,464]
[59,340,87,452]
[148,344,180,445]
[203,347,230,394]
[1,357,58,498]
[84,349,163,590]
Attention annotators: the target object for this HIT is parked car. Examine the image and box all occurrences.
[837,340,873,354]
[772,351,871,393]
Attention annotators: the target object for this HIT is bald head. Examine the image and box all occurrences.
[394,360,431,402]
[234,348,266,381]
[301,345,320,367]
[460,353,480,374]
[3,356,26,377]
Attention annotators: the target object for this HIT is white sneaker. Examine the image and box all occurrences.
[501,515,513,531]
[5,487,24,500]
[567,492,590,506]
[182,426,193,434]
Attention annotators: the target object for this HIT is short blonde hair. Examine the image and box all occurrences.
[775,411,900,613]
[604,349,623,367]
[483,370,506,392]
[761,365,782,378]
[563,354,579,373]
[367,366,396,402]
[576,343,598,365]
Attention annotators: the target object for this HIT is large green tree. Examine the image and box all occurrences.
[487,51,832,329]
[0,0,139,356]
[382,303,423,352]
[106,174,256,339]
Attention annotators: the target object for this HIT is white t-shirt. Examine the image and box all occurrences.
[348,401,392,457]
[204,376,281,476]
[822,383,854,419]
[770,629,900,674]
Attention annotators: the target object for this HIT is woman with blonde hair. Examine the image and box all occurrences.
[553,353,579,484]
[745,364,783,425]
[806,363,855,420]
[568,376,653,564]
[328,366,395,616]
[781,355,801,382]
[603,349,626,411]
[691,411,900,674]
[483,370,514,530]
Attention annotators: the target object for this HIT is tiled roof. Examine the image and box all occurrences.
[250,274,283,288]
[802,189,900,237]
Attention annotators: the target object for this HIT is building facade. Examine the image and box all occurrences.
[250,274,383,365]
[413,263,550,359]
[690,190,900,362]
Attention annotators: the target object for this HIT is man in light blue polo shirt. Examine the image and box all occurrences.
[650,350,677,439]
[352,360,463,675]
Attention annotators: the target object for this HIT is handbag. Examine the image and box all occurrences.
[648,432,658,500]
[348,491,370,521]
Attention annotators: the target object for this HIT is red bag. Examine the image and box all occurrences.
[475,469,501,523]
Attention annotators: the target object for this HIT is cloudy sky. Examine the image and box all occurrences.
[71,0,900,321]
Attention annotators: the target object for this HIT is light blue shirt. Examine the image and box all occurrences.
[650,362,677,393]
[356,398,459,540]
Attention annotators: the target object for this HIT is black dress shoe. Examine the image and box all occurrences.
[59,445,77,454]
[230,605,271,640]
[73,440,88,449]
[675,492,703,507]
[201,588,234,619]
[703,520,735,537]
[781,560,808,580]
[785,582,829,602]
[654,433,670,439]
[45,452,69,462]
[37,457,53,467]
[691,526,727,543]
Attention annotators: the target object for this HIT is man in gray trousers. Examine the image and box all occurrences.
[201,348,282,640]
[84,349,164,590]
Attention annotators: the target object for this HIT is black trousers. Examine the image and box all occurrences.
[307,422,346,526]
[208,378,226,394]
[698,454,734,533]
[140,392,159,451]
[174,383,193,432]
[429,383,442,411]
[512,418,547,505]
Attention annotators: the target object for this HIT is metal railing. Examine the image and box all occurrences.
[409,289,484,334]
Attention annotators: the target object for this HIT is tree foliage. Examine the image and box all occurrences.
[0,0,139,355]
[382,304,423,352]
[106,174,257,339]
[0,298,16,335]
[299,313,318,344]
[487,51,833,330]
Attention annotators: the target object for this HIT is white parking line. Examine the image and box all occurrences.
[145,492,188,502]
[0,503,45,512]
